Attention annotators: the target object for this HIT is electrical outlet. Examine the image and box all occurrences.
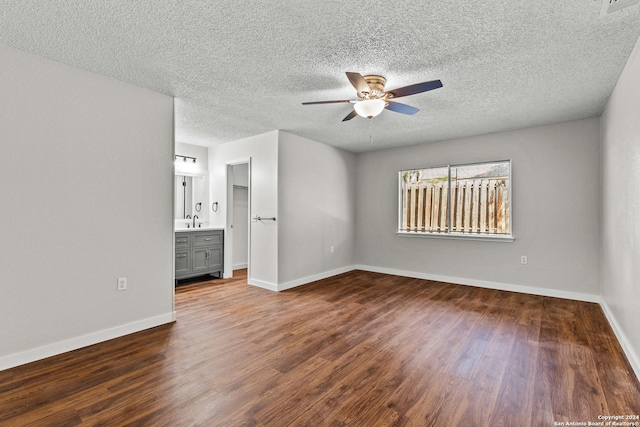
[117,277,127,291]
[520,256,528,265]
[330,246,334,253]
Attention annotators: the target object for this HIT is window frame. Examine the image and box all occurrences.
[397,160,514,242]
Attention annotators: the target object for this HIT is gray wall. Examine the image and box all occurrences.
[355,118,601,297]
[601,34,640,376]
[0,44,175,368]
[278,132,357,287]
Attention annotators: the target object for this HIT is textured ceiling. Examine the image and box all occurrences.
[1,1,639,153]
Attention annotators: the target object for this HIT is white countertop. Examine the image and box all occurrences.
[175,227,223,233]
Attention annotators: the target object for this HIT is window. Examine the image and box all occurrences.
[398,160,511,239]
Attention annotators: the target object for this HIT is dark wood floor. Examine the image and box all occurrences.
[1,270,639,426]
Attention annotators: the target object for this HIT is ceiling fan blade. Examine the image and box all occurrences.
[302,99,353,105]
[387,79,443,98]
[346,72,371,94]
[342,110,358,122]
[386,101,420,115]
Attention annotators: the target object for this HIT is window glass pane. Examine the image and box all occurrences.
[399,161,511,237]
[400,167,449,233]
[450,161,510,235]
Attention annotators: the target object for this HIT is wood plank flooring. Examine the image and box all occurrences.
[1,270,639,426]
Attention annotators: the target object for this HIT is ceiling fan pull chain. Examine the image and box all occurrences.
[369,117,374,145]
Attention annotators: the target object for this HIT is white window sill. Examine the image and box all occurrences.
[396,231,515,242]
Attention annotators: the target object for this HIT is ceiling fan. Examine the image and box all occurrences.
[302,72,443,121]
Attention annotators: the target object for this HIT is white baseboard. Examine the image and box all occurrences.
[250,263,601,302]
[599,300,640,382]
[0,311,176,372]
[277,265,356,292]
[355,264,601,303]
[233,263,248,270]
[248,278,278,292]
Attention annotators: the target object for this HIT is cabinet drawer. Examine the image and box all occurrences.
[175,233,191,249]
[175,250,191,275]
[193,232,222,247]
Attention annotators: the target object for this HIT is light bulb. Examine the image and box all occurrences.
[354,99,386,119]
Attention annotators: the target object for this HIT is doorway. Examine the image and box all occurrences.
[225,160,251,278]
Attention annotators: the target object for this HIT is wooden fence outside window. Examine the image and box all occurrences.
[401,178,510,234]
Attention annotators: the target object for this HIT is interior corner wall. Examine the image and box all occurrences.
[208,131,279,288]
[277,132,357,288]
[600,34,640,378]
[355,118,601,299]
[0,44,175,369]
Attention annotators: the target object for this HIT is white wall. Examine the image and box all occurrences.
[355,118,601,299]
[175,142,209,175]
[0,44,175,369]
[277,132,357,288]
[209,131,279,287]
[600,35,640,378]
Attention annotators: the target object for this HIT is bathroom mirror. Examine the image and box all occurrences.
[174,174,206,219]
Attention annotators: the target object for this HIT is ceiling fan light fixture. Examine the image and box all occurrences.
[354,99,386,119]
[302,72,442,123]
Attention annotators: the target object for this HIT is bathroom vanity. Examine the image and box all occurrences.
[175,228,224,283]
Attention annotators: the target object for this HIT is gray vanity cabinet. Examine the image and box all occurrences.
[175,230,223,282]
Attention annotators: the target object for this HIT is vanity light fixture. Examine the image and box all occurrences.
[175,155,197,163]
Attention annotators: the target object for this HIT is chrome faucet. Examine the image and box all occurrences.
[193,215,198,228]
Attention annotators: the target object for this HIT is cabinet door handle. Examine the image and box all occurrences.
[177,254,186,258]
[177,239,186,243]
[206,250,210,259]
